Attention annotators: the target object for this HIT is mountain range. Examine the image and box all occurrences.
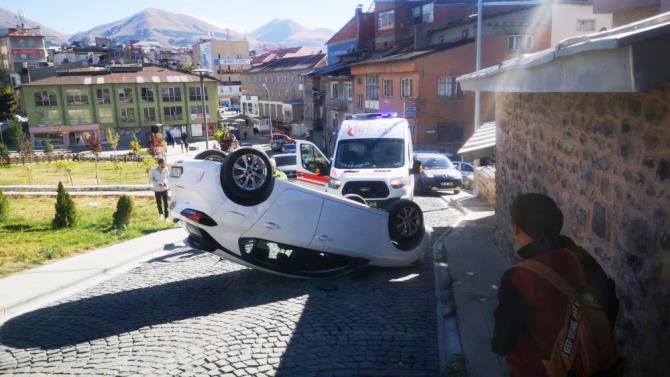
[0,8,68,45]
[0,8,334,48]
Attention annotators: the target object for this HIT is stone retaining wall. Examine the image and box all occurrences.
[474,166,496,206]
[494,87,670,376]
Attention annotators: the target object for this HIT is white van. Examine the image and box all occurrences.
[319,113,419,209]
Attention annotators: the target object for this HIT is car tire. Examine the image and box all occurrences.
[388,200,425,251]
[220,147,275,206]
[344,194,367,206]
[195,150,228,163]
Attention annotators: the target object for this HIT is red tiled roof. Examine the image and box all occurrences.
[326,16,357,45]
[22,66,216,86]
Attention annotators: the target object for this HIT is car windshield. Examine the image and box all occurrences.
[334,138,404,169]
[275,155,296,167]
[418,155,453,170]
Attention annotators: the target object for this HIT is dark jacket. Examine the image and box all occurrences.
[491,236,618,377]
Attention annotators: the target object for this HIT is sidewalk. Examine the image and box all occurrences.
[0,227,187,323]
[444,196,511,377]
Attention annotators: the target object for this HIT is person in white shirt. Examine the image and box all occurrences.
[150,158,170,220]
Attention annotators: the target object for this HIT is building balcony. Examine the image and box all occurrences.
[327,98,350,110]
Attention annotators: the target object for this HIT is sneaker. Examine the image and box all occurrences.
[157,215,164,221]
[164,216,170,222]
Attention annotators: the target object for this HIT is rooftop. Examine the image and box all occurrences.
[246,54,326,73]
[22,66,216,87]
[326,16,357,45]
[458,11,670,93]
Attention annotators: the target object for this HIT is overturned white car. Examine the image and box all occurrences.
[169,147,431,278]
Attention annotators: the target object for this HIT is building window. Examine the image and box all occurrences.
[365,75,379,100]
[400,78,412,98]
[141,88,155,103]
[143,108,157,122]
[437,122,464,144]
[36,110,61,125]
[383,79,393,98]
[344,83,353,100]
[34,90,58,107]
[67,109,92,125]
[190,105,209,120]
[577,19,596,31]
[162,87,182,102]
[118,88,133,103]
[97,108,113,123]
[120,108,135,123]
[377,10,395,30]
[163,106,183,121]
[507,34,533,51]
[412,2,434,24]
[357,77,363,85]
[96,88,111,104]
[65,89,89,106]
[331,82,339,98]
[438,76,462,98]
[357,94,364,110]
[189,87,208,101]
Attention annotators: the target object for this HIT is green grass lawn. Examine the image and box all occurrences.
[0,196,176,276]
[0,161,154,186]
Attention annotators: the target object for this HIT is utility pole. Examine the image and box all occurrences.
[192,67,211,149]
[263,83,272,143]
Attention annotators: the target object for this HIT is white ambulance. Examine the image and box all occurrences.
[313,113,420,209]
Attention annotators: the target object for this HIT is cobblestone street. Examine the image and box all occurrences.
[0,194,461,376]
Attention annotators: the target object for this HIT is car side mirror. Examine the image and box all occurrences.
[410,160,422,175]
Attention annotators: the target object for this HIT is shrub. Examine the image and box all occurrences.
[43,139,54,154]
[141,156,157,174]
[112,195,134,229]
[129,136,142,156]
[0,188,8,222]
[0,143,9,158]
[53,182,76,228]
[54,160,75,184]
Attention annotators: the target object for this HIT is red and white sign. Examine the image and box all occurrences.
[11,48,45,57]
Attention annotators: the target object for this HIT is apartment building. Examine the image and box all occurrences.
[0,28,48,87]
[20,65,218,147]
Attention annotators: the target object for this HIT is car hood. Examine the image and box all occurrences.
[425,168,462,178]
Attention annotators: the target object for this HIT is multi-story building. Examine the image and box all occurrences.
[594,0,670,26]
[20,65,218,147]
[349,0,612,153]
[240,53,326,133]
[0,28,47,87]
[193,38,250,108]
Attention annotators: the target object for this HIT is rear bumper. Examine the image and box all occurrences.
[422,177,462,190]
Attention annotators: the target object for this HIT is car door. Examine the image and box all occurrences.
[242,188,324,249]
[310,197,387,255]
[295,140,329,191]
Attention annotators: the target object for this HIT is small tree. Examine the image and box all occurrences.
[7,116,24,150]
[0,84,19,121]
[129,136,142,156]
[0,143,9,160]
[112,194,134,229]
[53,182,76,228]
[86,135,102,185]
[54,160,75,184]
[147,132,166,158]
[141,156,156,174]
[106,128,120,153]
[0,188,8,222]
[18,137,33,157]
[43,139,54,154]
[112,161,126,183]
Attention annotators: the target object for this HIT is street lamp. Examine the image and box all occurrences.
[192,67,211,149]
[262,83,272,143]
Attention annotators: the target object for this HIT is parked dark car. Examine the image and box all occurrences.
[414,152,463,195]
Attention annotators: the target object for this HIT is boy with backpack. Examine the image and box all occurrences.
[492,193,620,377]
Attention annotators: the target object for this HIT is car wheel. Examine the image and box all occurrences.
[221,147,275,206]
[194,150,227,163]
[388,200,425,251]
[344,194,367,206]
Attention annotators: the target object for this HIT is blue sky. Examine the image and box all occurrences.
[2,0,369,34]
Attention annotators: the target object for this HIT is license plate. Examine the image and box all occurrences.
[440,182,453,187]
[368,201,378,208]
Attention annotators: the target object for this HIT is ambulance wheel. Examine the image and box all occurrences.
[195,150,227,163]
[221,147,274,206]
[388,200,425,251]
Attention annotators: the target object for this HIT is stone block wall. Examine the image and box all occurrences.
[475,166,496,205]
[494,87,670,377]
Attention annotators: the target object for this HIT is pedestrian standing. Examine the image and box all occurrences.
[492,193,620,377]
[150,158,170,220]
[182,134,189,152]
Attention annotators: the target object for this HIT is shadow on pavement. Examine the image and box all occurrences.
[0,268,301,350]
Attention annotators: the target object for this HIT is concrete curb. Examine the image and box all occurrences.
[0,227,187,323]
